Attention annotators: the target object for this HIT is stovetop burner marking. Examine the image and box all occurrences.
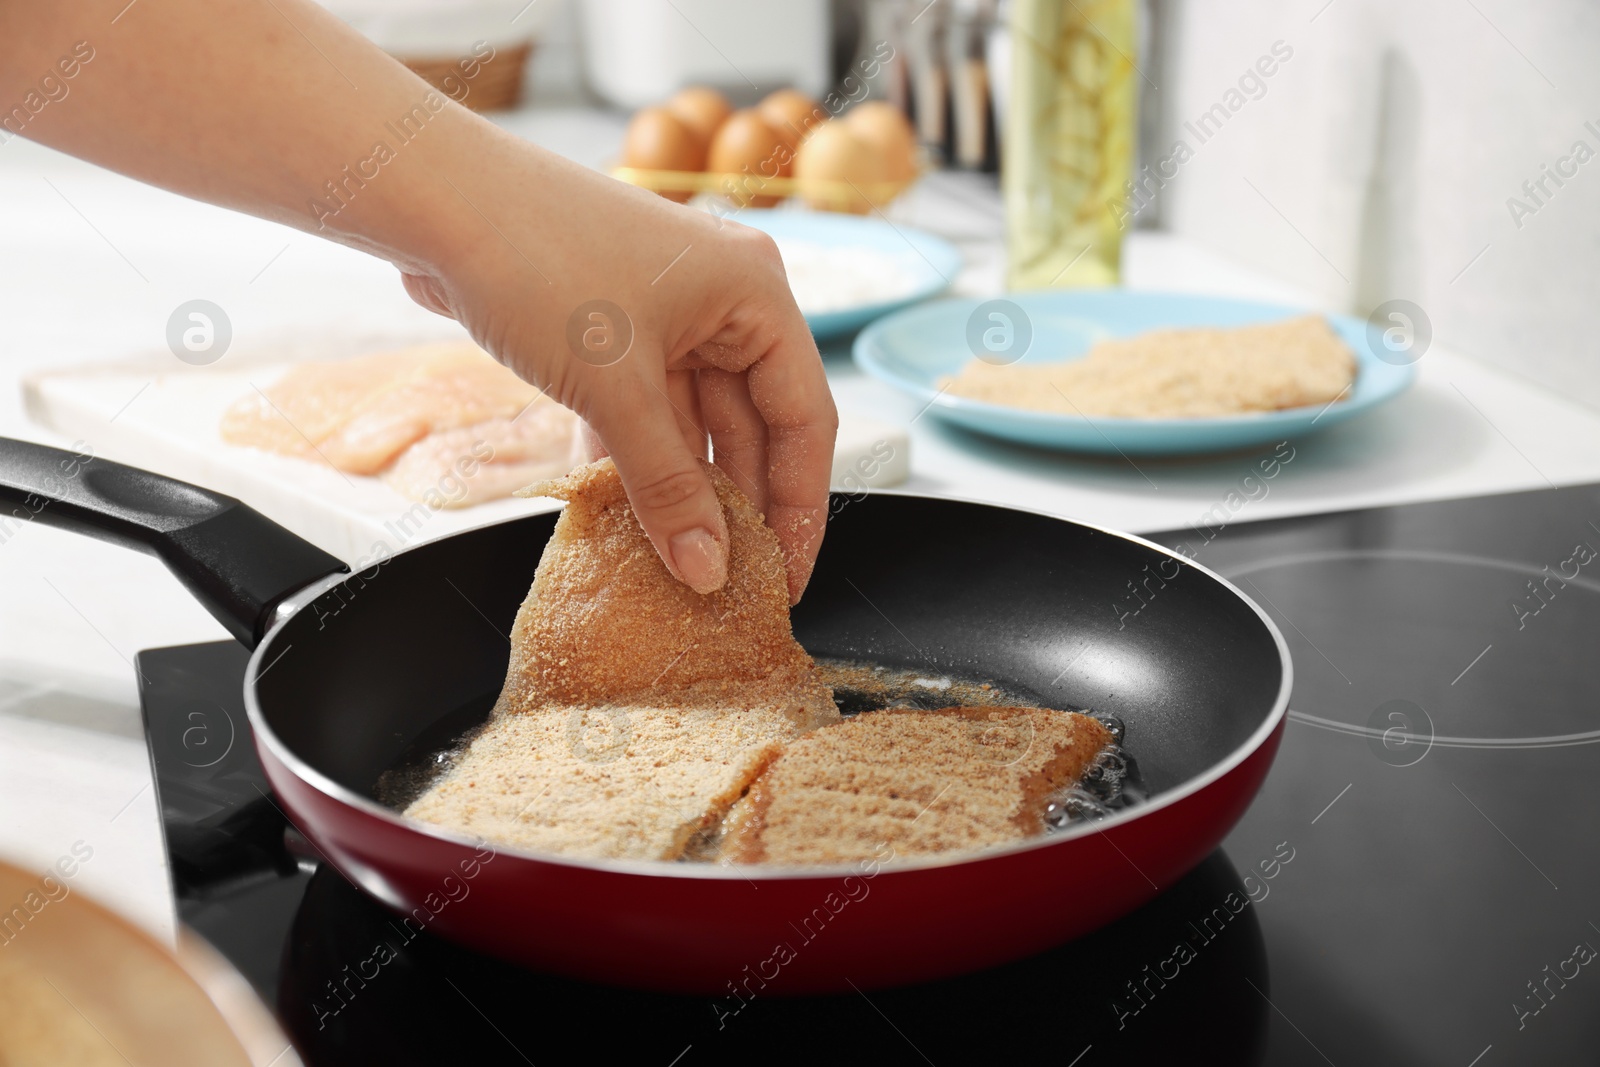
[1217,546,1600,598]
[1223,547,1600,750]
[1286,709,1600,750]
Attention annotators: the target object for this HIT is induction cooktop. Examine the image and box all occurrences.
[138,481,1600,1066]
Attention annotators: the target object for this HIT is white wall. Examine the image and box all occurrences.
[1151,0,1600,409]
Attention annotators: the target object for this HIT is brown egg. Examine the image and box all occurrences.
[666,86,733,149]
[708,109,792,207]
[795,120,892,213]
[622,106,705,202]
[758,88,826,152]
[845,101,918,184]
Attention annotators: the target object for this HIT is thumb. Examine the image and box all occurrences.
[588,384,729,595]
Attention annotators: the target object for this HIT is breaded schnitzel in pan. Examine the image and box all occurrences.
[406,460,837,862]
[404,459,1112,866]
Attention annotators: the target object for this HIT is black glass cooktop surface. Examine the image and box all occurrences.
[139,482,1600,1066]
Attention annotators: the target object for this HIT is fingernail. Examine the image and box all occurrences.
[670,527,727,594]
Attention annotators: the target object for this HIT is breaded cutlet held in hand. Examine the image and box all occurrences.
[498,458,835,722]
[404,458,838,861]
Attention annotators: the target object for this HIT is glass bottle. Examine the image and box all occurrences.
[1003,0,1136,289]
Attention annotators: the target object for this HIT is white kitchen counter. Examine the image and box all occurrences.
[3,107,1599,947]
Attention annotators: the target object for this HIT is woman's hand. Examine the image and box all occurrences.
[398,136,837,603]
[2,0,836,601]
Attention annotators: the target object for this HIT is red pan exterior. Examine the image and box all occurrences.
[255,717,1284,995]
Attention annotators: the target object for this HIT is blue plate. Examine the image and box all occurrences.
[736,210,961,341]
[852,290,1416,455]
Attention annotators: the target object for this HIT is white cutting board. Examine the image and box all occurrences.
[21,331,909,564]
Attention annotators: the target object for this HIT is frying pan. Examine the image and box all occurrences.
[0,436,1290,995]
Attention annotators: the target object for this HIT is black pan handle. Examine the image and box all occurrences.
[0,437,347,648]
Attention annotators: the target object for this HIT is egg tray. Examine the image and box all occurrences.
[611,165,918,214]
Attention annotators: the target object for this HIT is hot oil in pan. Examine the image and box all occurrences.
[1045,714,1148,828]
[816,659,1148,828]
[371,661,1148,833]
[373,694,495,813]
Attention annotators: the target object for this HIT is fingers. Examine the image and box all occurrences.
[666,368,709,460]
[758,394,837,605]
[698,367,769,516]
[580,374,704,463]
[579,420,607,461]
[720,309,837,604]
[586,371,729,596]
[399,271,455,317]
